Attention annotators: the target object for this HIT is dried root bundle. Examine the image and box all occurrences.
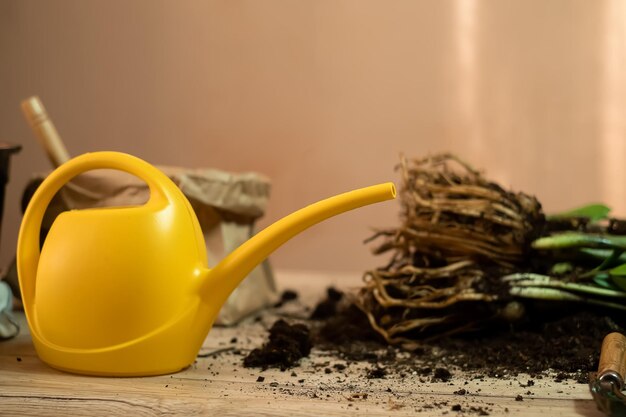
[369,153,544,267]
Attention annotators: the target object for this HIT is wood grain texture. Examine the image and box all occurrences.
[0,270,607,416]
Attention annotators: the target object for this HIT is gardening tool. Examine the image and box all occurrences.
[590,332,626,416]
[17,151,396,376]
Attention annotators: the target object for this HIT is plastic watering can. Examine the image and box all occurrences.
[17,152,396,376]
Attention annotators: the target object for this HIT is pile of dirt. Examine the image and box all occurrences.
[244,286,621,390]
[428,307,614,381]
[243,319,311,371]
[312,291,622,383]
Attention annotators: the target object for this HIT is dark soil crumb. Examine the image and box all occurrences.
[454,388,467,395]
[554,372,568,382]
[256,376,265,382]
[515,395,523,401]
[418,367,432,376]
[449,403,491,416]
[333,363,347,371]
[243,320,311,371]
[366,367,387,379]
[274,289,299,308]
[16,357,21,362]
[310,287,344,320]
[432,367,452,382]
[472,406,490,416]
[230,337,237,344]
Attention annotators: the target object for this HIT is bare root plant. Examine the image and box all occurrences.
[357,153,545,344]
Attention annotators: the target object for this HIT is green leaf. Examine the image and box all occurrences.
[610,263,626,277]
[596,249,625,271]
[609,263,626,290]
[580,248,626,265]
[548,203,611,222]
[532,233,626,250]
[593,273,621,289]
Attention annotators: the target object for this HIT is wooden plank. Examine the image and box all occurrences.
[0,357,607,417]
[0,270,607,416]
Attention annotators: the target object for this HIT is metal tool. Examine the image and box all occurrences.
[590,332,626,416]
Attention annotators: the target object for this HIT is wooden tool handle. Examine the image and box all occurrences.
[21,96,71,168]
[598,332,626,387]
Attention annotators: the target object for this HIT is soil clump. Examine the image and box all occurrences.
[309,287,343,319]
[243,319,311,371]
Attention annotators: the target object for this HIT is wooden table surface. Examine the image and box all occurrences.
[0,270,607,417]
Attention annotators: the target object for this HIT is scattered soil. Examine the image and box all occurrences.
[241,286,616,415]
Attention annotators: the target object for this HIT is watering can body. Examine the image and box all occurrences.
[17,152,395,376]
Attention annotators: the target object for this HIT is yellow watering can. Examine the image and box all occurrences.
[17,152,395,376]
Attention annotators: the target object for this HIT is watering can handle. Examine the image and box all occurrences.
[17,151,182,311]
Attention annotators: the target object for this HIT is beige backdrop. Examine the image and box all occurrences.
[1,0,625,273]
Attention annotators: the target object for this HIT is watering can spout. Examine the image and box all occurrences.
[203,182,396,303]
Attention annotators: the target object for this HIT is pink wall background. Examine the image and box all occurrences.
[1,0,625,273]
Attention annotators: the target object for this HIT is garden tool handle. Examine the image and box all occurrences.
[598,332,626,390]
[21,96,71,168]
[17,152,183,317]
